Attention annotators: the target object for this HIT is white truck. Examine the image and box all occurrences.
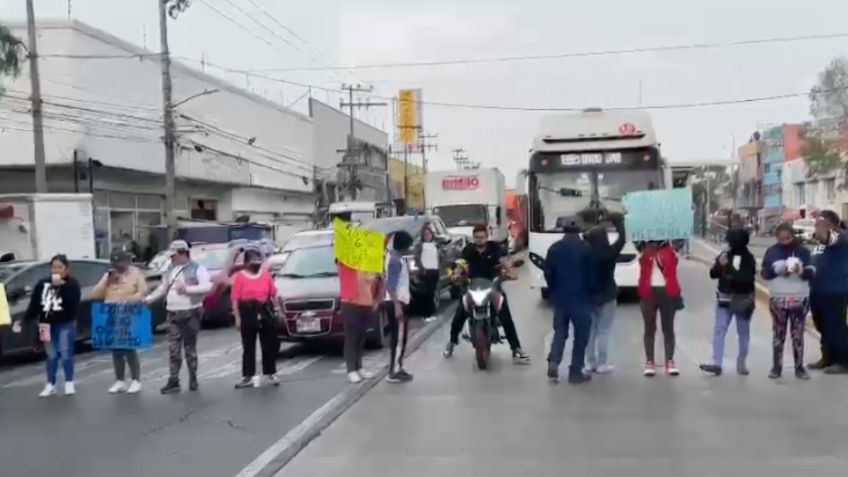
[0,194,96,261]
[425,168,508,244]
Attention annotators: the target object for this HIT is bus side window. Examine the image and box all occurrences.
[496,206,502,226]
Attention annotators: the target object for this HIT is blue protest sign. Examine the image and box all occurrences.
[623,188,693,241]
[91,302,153,350]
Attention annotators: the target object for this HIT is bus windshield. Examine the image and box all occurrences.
[432,204,488,227]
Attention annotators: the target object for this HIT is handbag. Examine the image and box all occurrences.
[729,293,755,315]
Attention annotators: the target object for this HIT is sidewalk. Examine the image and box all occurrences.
[277,261,847,477]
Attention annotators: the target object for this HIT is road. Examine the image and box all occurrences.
[0,307,445,477]
[278,259,848,477]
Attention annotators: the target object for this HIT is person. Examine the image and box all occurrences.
[231,247,281,389]
[761,222,814,379]
[384,231,415,383]
[583,215,626,374]
[91,251,148,394]
[637,241,682,377]
[699,229,756,376]
[144,240,213,394]
[413,226,441,317]
[545,217,596,384]
[15,255,81,397]
[808,210,848,374]
[338,253,383,384]
[443,225,530,363]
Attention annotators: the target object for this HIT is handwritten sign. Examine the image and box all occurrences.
[333,218,385,273]
[91,302,152,350]
[0,283,10,326]
[623,188,693,241]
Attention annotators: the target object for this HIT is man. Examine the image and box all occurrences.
[443,225,530,363]
[91,251,148,394]
[145,240,213,393]
[545,217,596,384]
[384,231,414,383]
[808,210,848,374]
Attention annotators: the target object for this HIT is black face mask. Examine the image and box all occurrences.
[247,263,262,273]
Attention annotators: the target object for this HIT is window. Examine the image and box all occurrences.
[826,179,836,201]
[7,264,50,297]
[71,261,110,288]
[191,199,218,221]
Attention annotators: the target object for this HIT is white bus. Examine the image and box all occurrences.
[526,109,671,298]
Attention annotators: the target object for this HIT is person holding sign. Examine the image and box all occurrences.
[637,242,682,377]
[231,247,281,389]
[14,255,82,397]
[91,251,148,394]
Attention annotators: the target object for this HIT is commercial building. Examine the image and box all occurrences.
[736,135,763,211]
[760,124,803,221]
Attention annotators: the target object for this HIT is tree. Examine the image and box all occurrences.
[801,125,843,177]
[807,57,848,182]
[809,57,848,123]
[0,24,25,95]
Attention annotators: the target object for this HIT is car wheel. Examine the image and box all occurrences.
[366,311,388,350]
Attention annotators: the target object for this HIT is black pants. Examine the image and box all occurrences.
[342,303,375,373]
[811,292,848,366]
[450,292,521,350]
[640,289,677,363]
[420,269,440,316]
[239,301,278,377]
[383,301,410,373]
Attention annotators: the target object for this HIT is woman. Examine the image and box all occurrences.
[637,241,682,377]
[699,229,756,376]
[413,226,441,316]
[17,255,82,397]
[762,222,814,379]
[231,248,282,389]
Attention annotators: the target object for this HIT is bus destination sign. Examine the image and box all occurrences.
[530,148,659,172]
[561,152,622,167]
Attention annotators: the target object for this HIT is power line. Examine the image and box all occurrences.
[218,0,300,51]
[247,31,848,72]
[194,0,274,48]
[40,53,161,60]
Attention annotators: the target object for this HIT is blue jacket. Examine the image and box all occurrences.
[811,231,848,294]
[544,233,596,310]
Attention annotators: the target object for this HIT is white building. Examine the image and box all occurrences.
[782,159,839,214]
[0,20,316,255]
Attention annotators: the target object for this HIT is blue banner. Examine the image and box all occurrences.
[623,188,694,241]
[91,302,153,350]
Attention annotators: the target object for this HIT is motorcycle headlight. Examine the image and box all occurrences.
[468,289,489,307]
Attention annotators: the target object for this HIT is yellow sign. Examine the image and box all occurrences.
[397,89,420,145]
[333,218,386,273]
[0,283,11,326]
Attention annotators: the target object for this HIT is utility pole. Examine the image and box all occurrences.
[26,0,47,193]
[338,84,387,201]
[417,132,439,174]
[452,147,469,171]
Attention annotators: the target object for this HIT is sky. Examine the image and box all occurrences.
[2,0,848,185]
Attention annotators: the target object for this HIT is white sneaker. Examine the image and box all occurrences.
[108,381,127,394]
[357,369,375,380]
[126,380,142,394]
[596,364,616,374]
[252,375,263,388]
[39,383,57,398]
[347,371,363,384]
[64,382,76,396]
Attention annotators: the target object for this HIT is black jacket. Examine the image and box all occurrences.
[710,229,756,295]
[585,223,626,304]
[23,277,82,325]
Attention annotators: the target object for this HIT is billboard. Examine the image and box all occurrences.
[397,89,422,145]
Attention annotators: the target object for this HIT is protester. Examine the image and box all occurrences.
[338,253,383,384]
[14,254,81,397]
[583,215,626,374]
[91,251,148,394]
[808,210,848,374]
[761,223,814,379]
[699,229,756,376]
[637,241,682,377]
[231,247,281,389]
[145,240,213,394]
[544,217,596,384]
[384,231,415,383]
[413,226,441,317]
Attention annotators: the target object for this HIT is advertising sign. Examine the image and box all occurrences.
[398,89,422,145]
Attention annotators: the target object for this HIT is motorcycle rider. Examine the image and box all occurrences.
[443,224,530,363]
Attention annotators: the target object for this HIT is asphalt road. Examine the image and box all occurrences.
[0,304,449,477]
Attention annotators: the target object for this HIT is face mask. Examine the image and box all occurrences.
[247,263,262,273]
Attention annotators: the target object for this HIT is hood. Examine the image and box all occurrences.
[275,275,339,300]
[447,225,475,238]
[584,226,610,249]
[725,228,750,253]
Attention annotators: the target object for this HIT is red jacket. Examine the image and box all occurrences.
[638,244,681,299]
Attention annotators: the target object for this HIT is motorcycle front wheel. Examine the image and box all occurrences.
[473,320,491,370]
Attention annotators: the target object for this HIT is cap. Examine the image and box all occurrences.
[168,240,191,254]
[110,250,133,264]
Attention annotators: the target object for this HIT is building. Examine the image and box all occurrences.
[308,98,389,208]
[736,135,763,211]
[760,124,803,221]
[0,20,316,255]
[387,157,424,210]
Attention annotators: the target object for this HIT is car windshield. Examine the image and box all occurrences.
[795,219,815,227]
[0,263,27,283]
[279,246,337,277]
[432,204,488,227]
[146,251,171,272]
[191,247,231,271]
[283,232,333,252]
[365,218,426,237]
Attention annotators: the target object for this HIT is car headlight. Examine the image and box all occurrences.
[469,289,489,307]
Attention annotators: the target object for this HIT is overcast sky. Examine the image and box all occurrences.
[2,0,848,185]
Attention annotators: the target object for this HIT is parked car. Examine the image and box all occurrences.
[364,215,466,312]
[0,259,166,359]
[275,243,387,348]
[793,219,816,244]
[269,229,334,272]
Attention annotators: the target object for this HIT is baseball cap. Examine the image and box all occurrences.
[168,240,191,254]
[110,250,133,265]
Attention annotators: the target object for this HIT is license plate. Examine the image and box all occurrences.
[296,318,321,333]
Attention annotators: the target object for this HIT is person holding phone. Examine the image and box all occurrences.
[14,254,81,397]
[91,251,148,394]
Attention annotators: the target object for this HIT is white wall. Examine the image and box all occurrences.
[0,21,314,195]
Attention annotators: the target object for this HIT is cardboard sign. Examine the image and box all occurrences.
[91,302,153,350]
[333,218,385,273]
[623,188,694,241]
[0,283,10,326]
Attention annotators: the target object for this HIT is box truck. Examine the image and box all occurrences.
[425,168,508,244]
[0,194,96,261]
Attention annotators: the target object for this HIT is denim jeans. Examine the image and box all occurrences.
[586,299,616,368]
[45,321,76,385]
[547,304,591,376]
[711,305,751,369]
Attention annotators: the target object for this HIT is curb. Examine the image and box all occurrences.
[237,305,454,477]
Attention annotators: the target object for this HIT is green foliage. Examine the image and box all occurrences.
[0,24,25,95]
[801,126,843,176]
[809,57,848,122]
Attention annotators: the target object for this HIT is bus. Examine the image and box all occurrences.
[526,109,671,299]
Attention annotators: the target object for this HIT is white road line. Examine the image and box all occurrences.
[278,356,323,376]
